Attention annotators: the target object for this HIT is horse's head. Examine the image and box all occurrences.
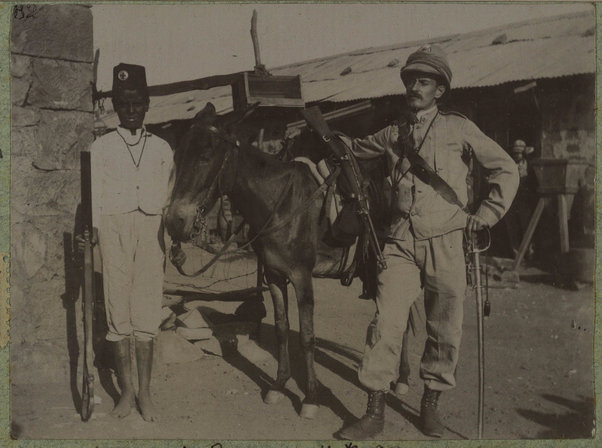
[165,102,256,243]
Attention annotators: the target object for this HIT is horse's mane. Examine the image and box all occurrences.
[243,143,283,165]
[239,142,298,173]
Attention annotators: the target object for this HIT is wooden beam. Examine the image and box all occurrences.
[250,10,265,71]
[95,72,244,100]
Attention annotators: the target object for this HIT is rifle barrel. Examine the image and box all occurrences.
[80,150,96,421]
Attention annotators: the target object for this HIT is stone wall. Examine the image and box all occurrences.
[11,5,94,384]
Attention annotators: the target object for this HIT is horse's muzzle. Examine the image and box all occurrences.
[165,200,199,242]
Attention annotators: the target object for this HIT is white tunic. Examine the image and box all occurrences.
[90,126,173,227]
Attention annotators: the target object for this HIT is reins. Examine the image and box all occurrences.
[242,165,340,241]
[169,124,341,277]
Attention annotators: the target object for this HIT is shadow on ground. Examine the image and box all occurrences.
[516,394,595,439]
[195,305,441,437]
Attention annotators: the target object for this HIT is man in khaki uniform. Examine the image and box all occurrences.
[339,45,519,440]
[90,63,173,422]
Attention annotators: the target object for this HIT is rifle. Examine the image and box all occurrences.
[79,150,96,421]
[301,106,387,271]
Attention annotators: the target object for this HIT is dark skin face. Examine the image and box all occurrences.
[402,72,446,111]
[113,89,149,134]
[512,151,525,162]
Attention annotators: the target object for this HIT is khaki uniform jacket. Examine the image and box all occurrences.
[352,110,519,240]
[90,128,174,228]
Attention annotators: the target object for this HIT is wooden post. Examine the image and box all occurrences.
[257,128,265,151]
[250,10,266,72]
[512,197,546,271]
[558,194,570,253]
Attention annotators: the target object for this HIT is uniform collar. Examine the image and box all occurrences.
[415,104,438,124]
[116,125,146,146]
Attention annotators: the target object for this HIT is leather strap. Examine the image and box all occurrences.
[405,149,464,209]
[397,119,465,210]
[301,106,348,158]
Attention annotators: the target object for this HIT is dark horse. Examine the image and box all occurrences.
[165,103,409,419]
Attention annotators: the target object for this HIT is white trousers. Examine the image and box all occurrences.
[98,210,164,341]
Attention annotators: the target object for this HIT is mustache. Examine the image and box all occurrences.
[408,93,422,99]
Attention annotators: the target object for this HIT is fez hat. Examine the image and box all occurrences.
[400,44,452,89]
[512,139,527,153]
[112,63,148,98]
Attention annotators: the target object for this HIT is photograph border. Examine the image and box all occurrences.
[0,1,599,447]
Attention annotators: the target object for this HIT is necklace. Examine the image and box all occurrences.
[117,126,145,145]
[117,127,147,168]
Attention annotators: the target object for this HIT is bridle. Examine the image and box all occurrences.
[169,123,341,277]
[187,124,239,242]
[169,122,247,277]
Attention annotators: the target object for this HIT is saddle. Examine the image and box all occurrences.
[293,156,367,242]
[293,156,385,295]
[293,156,342,227]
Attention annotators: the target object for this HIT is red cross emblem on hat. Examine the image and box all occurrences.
[117,70,129,81]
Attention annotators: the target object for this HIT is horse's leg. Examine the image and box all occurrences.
[395,326,411,396]
[291,270,319,419]
[263,271,291,405]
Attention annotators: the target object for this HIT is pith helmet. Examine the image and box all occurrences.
[512,139,527,153]
[400,44,452,89]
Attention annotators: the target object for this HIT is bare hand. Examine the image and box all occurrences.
[75,227,99,252]
[466,214,488,233]
[284,127,301,140]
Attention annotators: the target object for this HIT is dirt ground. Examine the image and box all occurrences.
[11,245,595,441]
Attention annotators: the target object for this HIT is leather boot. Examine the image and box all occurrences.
[420,385,444,438]
[339,390,386,440]
[110,338,135,418]
[136,339,158,422]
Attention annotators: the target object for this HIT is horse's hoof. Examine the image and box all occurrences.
[300,403,319,419]
[264,390,285,405]
[394,382,409,396]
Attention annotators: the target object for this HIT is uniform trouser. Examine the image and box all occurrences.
[358,229,467,392]
[98,210,164,342]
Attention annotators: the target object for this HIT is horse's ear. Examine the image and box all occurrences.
[194,102,217,122]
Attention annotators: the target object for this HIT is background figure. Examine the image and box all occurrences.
[504,139,535,258]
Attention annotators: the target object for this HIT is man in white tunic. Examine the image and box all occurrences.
[90,63,173,421]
